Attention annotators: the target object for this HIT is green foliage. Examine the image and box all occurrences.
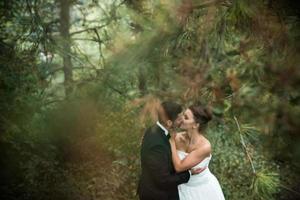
[252,170,280,200]
[1,0,300,200]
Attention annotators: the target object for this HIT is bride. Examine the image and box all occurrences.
[169,104,225,200]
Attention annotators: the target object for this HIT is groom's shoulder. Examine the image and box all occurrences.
[144,125,162,140]
[145,124,160,135]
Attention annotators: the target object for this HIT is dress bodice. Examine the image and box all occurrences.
[177,150,212,169]
[177,150,213,186]
[176,151,225,199]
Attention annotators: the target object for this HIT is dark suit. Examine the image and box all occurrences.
[137,124,190,200]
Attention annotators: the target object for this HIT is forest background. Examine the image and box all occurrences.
[0,0,300,199]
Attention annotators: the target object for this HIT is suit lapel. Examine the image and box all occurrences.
[155,125,169,143]
[155,125,172,165]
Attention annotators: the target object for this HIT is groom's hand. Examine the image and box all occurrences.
[190,167,207,175]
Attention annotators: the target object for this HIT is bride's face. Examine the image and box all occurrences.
[180,109,197,130]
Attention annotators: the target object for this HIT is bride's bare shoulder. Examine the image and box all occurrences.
[190,138,211,155]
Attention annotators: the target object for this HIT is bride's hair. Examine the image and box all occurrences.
[189,103,212,132]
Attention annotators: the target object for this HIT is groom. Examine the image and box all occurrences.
[137,101,203,200]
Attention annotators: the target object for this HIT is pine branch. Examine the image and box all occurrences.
[70,24,108,36]
[279,184,300,197]
[93,28,106,67]
[234,116,256,174]
[193,0,228,9]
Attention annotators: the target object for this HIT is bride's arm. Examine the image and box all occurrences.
[169,137,211,172]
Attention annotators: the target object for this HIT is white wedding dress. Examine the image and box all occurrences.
[177,150,225,200]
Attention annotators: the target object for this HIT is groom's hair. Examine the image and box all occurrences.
[160,101,182,122]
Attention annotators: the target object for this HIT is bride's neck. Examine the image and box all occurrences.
[187,129,201,142]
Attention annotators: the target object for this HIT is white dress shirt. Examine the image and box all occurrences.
[156,121,169,137]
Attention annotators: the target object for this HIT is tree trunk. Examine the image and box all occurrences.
[138,65,147,97]
[59,0,73,96]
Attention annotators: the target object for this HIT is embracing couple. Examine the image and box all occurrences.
[137,101,225,200]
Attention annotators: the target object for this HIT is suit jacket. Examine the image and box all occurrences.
[137,124,190,200]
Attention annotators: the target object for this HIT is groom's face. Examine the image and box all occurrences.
[164,113,183,130]
[173,112,184,128]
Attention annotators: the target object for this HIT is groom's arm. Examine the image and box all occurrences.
[144,145,190,190]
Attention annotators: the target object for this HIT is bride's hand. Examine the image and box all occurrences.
[175,131,187,142]
[169,133,176,142]
[169,132,176,145]
[169,128,176,139]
